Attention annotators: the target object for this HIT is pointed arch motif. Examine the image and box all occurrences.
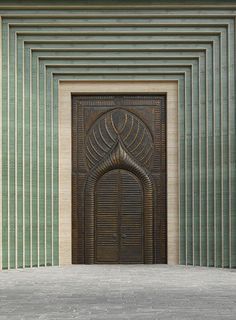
[84,141,154,263]
[85,108,154,170]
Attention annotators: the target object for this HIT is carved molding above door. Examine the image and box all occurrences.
[85,108,154,170]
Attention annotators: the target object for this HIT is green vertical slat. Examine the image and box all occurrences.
[221,24,230,267]
[222,30,229,267]
[45,68,52,266]
[185,68,193,265]
[214,39,222,267]
[15,35,23,269]
[230,19,236,268]
[9,26,16,269]
[200,52,207,266]
[2,21,8,269]
[193,59,200,266]
[221,28,229,268]
[23,42,31,268]
[207,44,214,267]
[39,62,45,267]
[31,50,38,267]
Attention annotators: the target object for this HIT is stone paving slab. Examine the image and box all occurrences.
[0,265,235,320]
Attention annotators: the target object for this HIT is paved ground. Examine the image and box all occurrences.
[0,265,235,320]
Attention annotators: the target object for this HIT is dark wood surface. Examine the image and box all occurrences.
[95,169,143,263]
[72,95,166,264]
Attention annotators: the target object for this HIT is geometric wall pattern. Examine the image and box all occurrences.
[1,2,236,269]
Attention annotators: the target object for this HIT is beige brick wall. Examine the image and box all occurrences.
[59,81,178,265]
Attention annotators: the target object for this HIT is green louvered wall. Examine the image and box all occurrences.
[1,1,236,269]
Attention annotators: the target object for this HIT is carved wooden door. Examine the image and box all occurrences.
[72,95,166,264]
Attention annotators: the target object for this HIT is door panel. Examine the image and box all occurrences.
[120,170,143,263]
[72,95,167,264]
[95,169,143,263]
[95,170,119,263]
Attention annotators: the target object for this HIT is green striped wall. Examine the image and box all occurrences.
[1,2,236,269]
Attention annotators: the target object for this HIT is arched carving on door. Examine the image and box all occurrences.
[84,140,154,264]
[85,108,154,171]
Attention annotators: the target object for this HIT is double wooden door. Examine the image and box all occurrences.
[72,95,166,264]
[96,169,144,263]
